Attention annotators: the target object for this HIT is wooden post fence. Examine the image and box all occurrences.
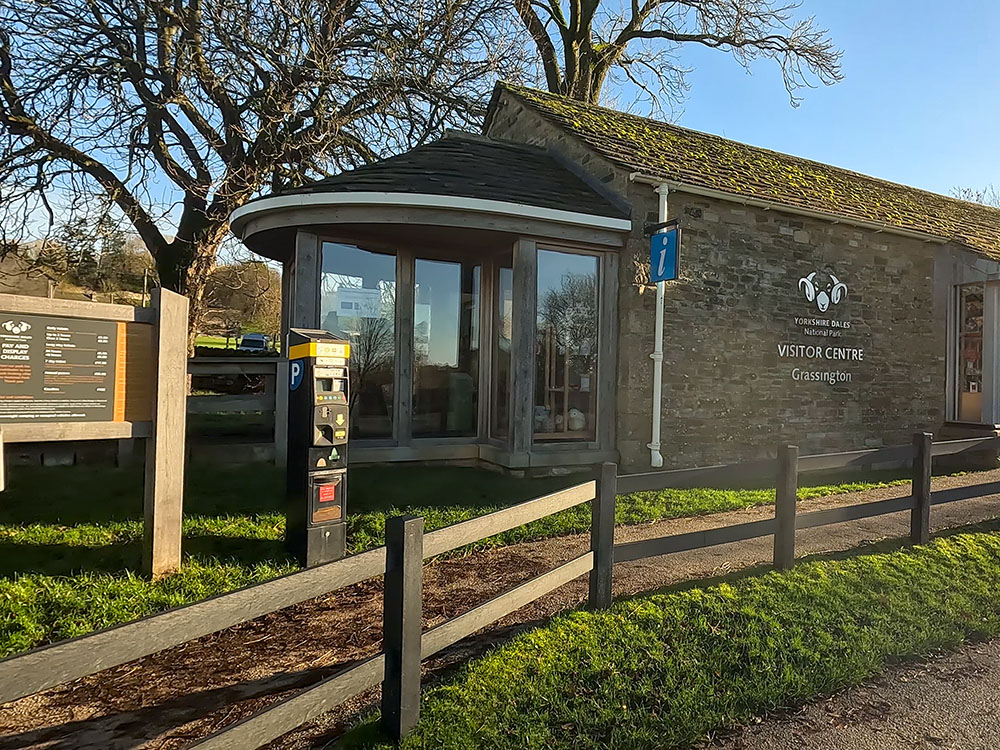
[910,431,932,545]
[381,515,424,741]
[773,444,798,571]
[589,462,617,609]
[5,434,1000,748]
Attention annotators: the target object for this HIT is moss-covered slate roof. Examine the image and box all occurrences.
[497,83,1000,259]
[278,133,626,219]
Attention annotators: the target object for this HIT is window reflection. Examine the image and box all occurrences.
[413,259,480,436]
[534,249,599,442]
[491,264,513,439]
[320,243,395,439]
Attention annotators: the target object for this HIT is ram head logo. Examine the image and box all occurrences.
[798,272,847,313]
[1,320,31,335]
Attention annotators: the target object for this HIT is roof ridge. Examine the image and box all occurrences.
[497,82,1000,223]
[442,129,548,154]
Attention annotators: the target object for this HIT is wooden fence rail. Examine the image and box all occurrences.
[614,433,1000,570]
[4,433,1000,747]
[186,357,287,466]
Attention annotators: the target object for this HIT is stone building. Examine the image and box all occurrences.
[231,83,1000,472]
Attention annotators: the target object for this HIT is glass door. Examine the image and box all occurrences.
[533,248,599,442]
[412,258,480,437]
[957,283,984,422]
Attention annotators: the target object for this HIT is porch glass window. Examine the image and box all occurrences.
[534,248,599,442]
[320,243,396,438]
[412,259,481,437]
[491,264,514,439]
[957,282,985,422]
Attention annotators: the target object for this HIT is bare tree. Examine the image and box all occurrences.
[0,0,525,347]
[539,271,598,374]
[954,186,1000,208]
[513,0,842,111]
[204,260,281,339]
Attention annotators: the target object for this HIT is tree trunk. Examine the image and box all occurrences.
[153,226,227,356]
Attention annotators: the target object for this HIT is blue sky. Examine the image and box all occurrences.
[650,0,999,197]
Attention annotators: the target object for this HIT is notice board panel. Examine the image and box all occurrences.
[0,312,123,423]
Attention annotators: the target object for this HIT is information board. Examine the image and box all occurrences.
[0,313,122,423]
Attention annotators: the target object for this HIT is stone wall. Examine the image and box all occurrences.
[487,89,948,471]
[618,187,946,469]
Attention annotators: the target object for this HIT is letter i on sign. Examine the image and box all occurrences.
[650,225,680,283]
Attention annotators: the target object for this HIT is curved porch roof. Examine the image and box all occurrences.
[231,133,632,262]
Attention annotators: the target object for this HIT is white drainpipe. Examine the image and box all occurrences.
[648,184,669,468]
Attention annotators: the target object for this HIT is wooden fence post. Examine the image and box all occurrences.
[589,462,617,610]
[773,445,798,571]
[143,288,188,579]
[910,432,932,545]
[381,515,424,742]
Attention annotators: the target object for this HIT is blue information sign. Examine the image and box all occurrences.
[650,226,680,283]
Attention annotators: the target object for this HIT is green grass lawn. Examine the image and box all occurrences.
[0,461,939,657]
[347,530,1000,749]
[193,334,281,352]
[194,335,237,349]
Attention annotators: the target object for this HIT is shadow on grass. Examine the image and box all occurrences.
[0,462,564,577]
[0,464,287,526]
[0,537,294,578]
[0,463,563,525]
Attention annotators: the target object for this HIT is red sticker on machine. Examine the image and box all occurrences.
[318,484,339,503]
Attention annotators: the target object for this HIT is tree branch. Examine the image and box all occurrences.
[0,31,169,255]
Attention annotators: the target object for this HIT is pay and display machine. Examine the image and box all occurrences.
[286,328,351,567]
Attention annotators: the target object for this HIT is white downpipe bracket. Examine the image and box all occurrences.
[648,184,668,468]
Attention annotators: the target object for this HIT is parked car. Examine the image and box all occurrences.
[236,333,270,352]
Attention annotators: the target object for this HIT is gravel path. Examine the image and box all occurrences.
[710,638,1000,750]
[3,470,1000,749]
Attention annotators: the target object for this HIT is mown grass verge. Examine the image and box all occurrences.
[0,463,937,657]
[347,531,1000,749]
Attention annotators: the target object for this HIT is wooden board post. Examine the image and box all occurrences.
[0,426,5,492]
[773,445,798,571]
[910,432,933,545]
[381,515,424,742]
[143,289,189,578]
[589,462,616,610]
